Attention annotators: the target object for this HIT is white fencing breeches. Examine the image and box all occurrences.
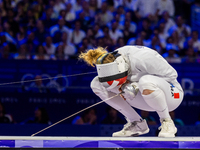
[90,75,184,121]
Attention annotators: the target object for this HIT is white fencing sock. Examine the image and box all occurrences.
[142,88,171,119]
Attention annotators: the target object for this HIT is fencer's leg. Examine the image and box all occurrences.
[138,75,178,137]
[91,77,142,122]
[91,77,149,136]
[142,88,171,119]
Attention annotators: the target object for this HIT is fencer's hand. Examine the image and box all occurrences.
[119,82,139,101]
[119,81,129,100]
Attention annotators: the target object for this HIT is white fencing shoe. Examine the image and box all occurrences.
[158,118,177,138]
[112,119,149,137]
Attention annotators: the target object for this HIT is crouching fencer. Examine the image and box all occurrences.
[79,46,183,138]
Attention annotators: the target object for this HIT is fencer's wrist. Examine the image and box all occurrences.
[120,82,139,100]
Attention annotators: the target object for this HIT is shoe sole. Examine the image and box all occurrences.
[131,128,150,137]
[158,128,177,138]
[113,128,150,137]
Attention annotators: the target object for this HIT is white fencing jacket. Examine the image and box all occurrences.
[110,46,182,92]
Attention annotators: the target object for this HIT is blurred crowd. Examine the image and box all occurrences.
[0,0,200,62]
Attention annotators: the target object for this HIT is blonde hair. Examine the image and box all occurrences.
[79,47,115,67]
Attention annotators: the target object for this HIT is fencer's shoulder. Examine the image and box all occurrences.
[116,46,157,58]
[115,46,133,52]
[116,45,142,54]
[117,45,154,52]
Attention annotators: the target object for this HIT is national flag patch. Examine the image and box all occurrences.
[174,93,180,99]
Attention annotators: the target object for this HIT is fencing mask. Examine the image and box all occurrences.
[96,51,129,90]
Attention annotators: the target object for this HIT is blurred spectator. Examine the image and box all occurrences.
[102,25,110,38]
[112,0,123,9]
[93,23,104,38]
[184,38,195,51]
[0,102,13,123]
[133,0,157,20]
[89,0,98,12]
[41,7,57,29]
[156,0,175,17]
[43,36,56,55]
[77,10,93,31]
[53,0,66,16]
[5,9,19,37]
[182,47,198,63]
[123,11,137,33]
[123,21,136,44]
[161,11,176,35]
[82,0,95,18]
[72,0,83,13]
[127,31,150,46]
[34,20,49,44]
[162,43,181,63]
[141,110,157,125]
[72,108,97,125]
[0,43,13,59]
[86,28,96,46]
[96,37,105,47]
[26,31,39,53]
[0,25,16,45]
[137,18,152,40]
[14,44,30,60]
[25,9,36,31]
[99,1,113,26]
[29,75,49,93]
[109,20,123,44]
[169,111,184,126]
[71,20,86,46]
[101,106,126,124]
[54,45,68,60]
[158,22,169,48]
[33,45,49,60]
[32,1,44,20]
[60,31,76,58]
[149,35,163,54]
[124,0,137,10]
[115,5,125,22]
[191,30,200,51]
[65,2,76,22]
[0,1,7,19]
[169,16,191,48]
[175,0,194,25]
[14,1,26,23]
[135,37,144,46]
[59,8,66,19]
[115,37,125,48]
[79,37,93,52]
[170,30,183,50]
[22,106,51,124]
[50,17,72,43]
[103,37,115,52]
[16,25,26,45]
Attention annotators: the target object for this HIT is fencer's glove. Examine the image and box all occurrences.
[120,82,139,100]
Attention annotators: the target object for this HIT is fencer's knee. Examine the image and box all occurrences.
[139,75,153,85]
[138,75,158,92]
[142,89,154,95]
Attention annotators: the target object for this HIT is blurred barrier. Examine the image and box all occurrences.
[0,124,200,136]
